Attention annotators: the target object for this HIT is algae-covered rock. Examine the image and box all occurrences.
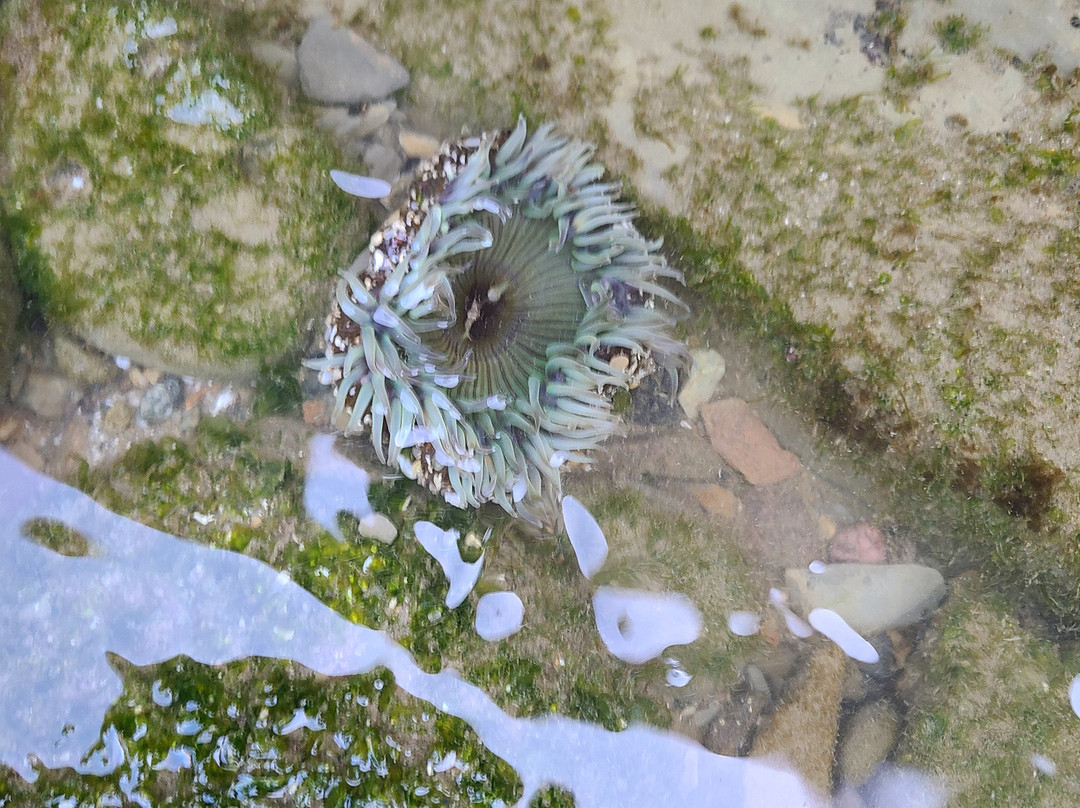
[0,0,363,378]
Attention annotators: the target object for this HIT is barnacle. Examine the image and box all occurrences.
[307,118,687,527]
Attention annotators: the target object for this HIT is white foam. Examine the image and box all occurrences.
[769,587,813,638]
[166,89,244,130]
[592,587,702,664]
[808,608,880,664]
[726,610,761,636]
[561,495,608,579]
[475,591,525,641]
[302,434,372,542]
[0,446,846,805]
[413,522,483,608]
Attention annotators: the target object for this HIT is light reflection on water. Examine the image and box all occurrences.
[0,445,941,806]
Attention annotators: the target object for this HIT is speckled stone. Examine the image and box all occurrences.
[138,376,184,424]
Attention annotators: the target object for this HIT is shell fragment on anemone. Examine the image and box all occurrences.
[307,117,688,526]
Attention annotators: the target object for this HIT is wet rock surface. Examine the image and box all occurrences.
[784,563,947,635]
[702,398,802,485]
[297,16,409,104]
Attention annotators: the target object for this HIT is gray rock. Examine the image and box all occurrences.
[138,376,184,424]
[784,563,946,635]
[19,370,76,420]
[298,17,409,104]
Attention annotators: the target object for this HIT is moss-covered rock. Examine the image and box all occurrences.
[0,0,364,378]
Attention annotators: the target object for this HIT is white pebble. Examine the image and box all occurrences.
[475,591,524,642]
[414,522,483,609]
[808,560,827,574]
[808,608,879,664]
[561,495,608,579]
[592,587,702,664]
[330,169,392,199]
[114,355,131,370]
[727,610,761,636]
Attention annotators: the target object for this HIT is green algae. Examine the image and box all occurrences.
[0,0,364,378]
[8,417,750,800]
[899,575,1080,806]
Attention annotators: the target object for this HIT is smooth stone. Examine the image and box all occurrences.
[678,348,726,421]
[361,140,404,184]
[357,512,397,544]
[297,17,409,104]
[398,128,441,160]
[836,700,900,787]
[784,563,947,635]
[250,40,299,88]
[701,398,801,485]
[19,371,76,420]
[137,376,184,424]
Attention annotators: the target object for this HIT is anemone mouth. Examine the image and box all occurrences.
[307,118,688,528]
[428,212,586,402]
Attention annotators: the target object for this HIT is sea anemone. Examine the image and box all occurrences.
[307,117,687,527]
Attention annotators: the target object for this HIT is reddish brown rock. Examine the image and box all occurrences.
[828,522,887,564]
[701,398,801,485]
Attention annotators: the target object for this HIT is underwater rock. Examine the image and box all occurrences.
[0,0,359,378]
[702,398,801,485]
[18,370,75,420]
[828,521,887,564]
[836,699,900,787]
[678,348,726,421]
[297,17,409,105]
[751,641,846,795]
[784,563,946,635]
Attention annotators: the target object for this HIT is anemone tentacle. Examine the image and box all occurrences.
[308,117,688,528]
